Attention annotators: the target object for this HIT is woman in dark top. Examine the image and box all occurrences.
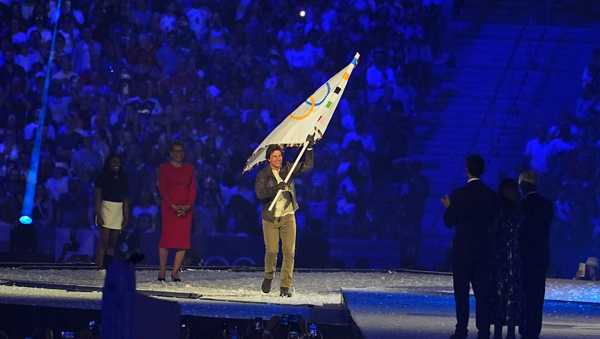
[95,154,129,269]
[493,179,522,339]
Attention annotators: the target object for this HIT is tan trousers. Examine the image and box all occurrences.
[262,214,296,288]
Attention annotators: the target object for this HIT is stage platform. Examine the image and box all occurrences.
[1,266,600,338]
[342,289,600,338]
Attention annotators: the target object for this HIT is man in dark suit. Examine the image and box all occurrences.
[442,154,498,339]
[518,171,553,339]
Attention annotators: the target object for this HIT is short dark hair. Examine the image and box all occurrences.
[170,141,184,150]
[466,154,484,177]
[266,144,284,160]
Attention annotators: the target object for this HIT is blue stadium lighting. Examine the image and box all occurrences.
[20,0,63,225]
[19,216,33,225]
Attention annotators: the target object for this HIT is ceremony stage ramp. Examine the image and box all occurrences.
[1,265,600,338]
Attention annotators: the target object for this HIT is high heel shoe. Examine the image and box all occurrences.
[171,273,181,282]
[157,272,166,282]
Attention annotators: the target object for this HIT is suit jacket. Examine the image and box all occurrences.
[254,149,313,222]
[519,192,554,269]
[444,180,499,257]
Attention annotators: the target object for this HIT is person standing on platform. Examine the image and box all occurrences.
[157,141,197,282]
[518,171,553,339]
[95,154,129,269]
[255,137,314,297]
[492,179,522,339]
[441,154,498,339]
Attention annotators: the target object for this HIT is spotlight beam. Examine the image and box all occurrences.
[20,0,63,224]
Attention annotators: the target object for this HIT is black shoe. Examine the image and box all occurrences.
[494,326,503,339]
[261,278,272,293]
[171,273,181,282]
[280,287,293,297]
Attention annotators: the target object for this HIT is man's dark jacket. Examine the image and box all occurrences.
[254,150,313,222]
[444,179,498,256]
[519,192,554,269]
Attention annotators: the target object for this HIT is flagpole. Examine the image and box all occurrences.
[268,139,311,212]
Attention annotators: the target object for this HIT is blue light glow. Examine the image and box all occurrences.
[20,0,63,222]
[19,216,33,225]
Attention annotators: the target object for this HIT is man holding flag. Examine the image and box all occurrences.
[244,53,360,297]
[255,137,314,297]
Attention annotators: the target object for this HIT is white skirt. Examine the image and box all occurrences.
[98,200,124,230]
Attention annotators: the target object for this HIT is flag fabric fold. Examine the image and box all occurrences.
[243,52,360,173]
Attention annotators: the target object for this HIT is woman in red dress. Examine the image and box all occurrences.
[157,141,197,281]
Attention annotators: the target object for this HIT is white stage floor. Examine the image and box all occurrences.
[1,268,599,305]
